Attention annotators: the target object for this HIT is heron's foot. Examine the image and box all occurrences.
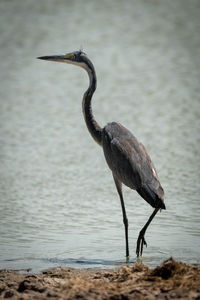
[126,255,130,263]
[136,232,147,257]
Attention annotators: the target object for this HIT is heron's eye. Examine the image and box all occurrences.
[64,53,75,60]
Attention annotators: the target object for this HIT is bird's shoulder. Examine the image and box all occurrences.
[102,122,142,159]
[102,122,146,186]
[102,122,161,189]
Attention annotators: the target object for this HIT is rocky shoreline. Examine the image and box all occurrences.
[0,257,199,299]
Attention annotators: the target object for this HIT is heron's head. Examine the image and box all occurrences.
[37,50,90,70]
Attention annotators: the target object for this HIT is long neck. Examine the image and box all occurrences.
[82,60,102,146]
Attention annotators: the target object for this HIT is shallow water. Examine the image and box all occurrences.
[0,0,200,273]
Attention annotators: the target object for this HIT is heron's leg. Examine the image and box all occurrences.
[136,208,159,257]
[113,174,129,261]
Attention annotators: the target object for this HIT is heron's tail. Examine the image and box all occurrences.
[137,184,166,209]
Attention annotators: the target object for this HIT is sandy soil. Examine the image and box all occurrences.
[0,257,199,299]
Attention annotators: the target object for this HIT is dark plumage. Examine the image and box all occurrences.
[102,122,165,209]
[38,50,166,259]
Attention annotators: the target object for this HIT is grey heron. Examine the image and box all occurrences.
[38,50,166,259]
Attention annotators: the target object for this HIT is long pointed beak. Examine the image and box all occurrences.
[37,55,66,63]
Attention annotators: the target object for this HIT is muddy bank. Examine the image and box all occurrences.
[0,258,199,299]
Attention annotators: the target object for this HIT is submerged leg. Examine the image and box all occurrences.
[136,208,159,257]
[113,174,129,261]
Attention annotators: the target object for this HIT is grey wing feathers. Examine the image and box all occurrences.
[111,137,142,188]
[102,122,165,209]
[137,143,165,207]
[102,123,142,189]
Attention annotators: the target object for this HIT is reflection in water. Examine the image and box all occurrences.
[0,0,199,271]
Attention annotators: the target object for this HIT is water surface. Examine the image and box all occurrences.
[0,0,200,273]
